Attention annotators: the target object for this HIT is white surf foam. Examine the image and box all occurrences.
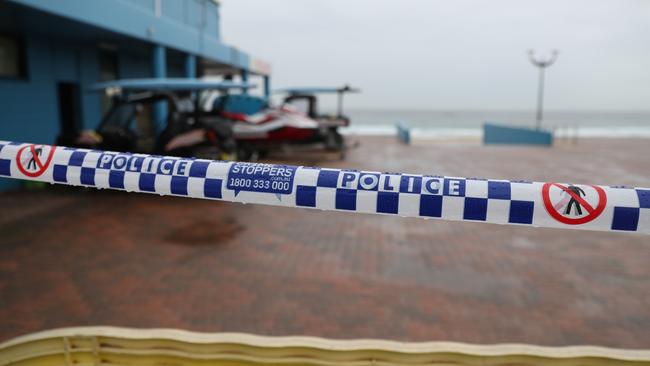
[342,126,650,139]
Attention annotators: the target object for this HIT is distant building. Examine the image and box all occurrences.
[0,0,270,189]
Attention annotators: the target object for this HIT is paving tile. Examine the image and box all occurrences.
[0,137,649,348]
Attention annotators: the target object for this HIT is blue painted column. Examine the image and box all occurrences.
[79,45,103,130]
[263,76,270,100]
[152,44,167,134]
[241,69,249,94]
[185,54,196,78]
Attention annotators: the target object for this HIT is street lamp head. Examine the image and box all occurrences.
[528,49,543,67]
[527,48,559,130]
[547,49,560,66]
[528,49,559,67]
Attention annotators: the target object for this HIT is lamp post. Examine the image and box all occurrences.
[528,49,558,130]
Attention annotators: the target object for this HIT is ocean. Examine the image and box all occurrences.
[341,110,650,138]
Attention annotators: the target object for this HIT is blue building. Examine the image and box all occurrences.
[0,0,271,189]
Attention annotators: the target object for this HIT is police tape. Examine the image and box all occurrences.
[1,141,648,234]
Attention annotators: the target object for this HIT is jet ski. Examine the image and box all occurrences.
[209,85,359,159]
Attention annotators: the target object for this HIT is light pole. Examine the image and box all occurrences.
[528,49,558,130]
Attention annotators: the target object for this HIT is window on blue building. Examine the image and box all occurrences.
[99,47,119,81]
[99,46,120,113]
[0,35,27,79]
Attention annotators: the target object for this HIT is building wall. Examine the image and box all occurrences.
[2,36,77,144]
[118,44,153,80]
[0,0,263,190]
[6,0,241,67]
[162,0,220,39]
[0,34,163,190]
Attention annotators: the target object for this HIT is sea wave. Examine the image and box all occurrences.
[341,126,650,139]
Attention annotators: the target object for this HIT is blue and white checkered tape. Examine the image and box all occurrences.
[1,141,649,234]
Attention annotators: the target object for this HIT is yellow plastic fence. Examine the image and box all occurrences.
[1,327,650,366]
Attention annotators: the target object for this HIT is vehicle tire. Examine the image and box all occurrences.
[237,146,254,161]
[325,129,344,151]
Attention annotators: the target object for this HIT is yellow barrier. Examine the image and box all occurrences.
[1,327,650,366]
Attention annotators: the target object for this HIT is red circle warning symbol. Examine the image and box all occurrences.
[16,144,56,178]
[542,183,607,225]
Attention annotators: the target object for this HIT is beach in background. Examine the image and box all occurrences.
[340,110,650,139]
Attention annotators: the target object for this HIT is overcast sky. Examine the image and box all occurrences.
[221,0,650,111]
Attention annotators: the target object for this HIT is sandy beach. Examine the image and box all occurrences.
[1,136,649,347]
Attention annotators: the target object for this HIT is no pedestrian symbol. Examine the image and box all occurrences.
[542,182,607,225]
[16,144,56,178]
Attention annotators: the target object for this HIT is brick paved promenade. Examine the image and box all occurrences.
[1,137,649,347]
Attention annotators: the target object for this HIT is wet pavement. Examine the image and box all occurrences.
[1,136,650,347]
